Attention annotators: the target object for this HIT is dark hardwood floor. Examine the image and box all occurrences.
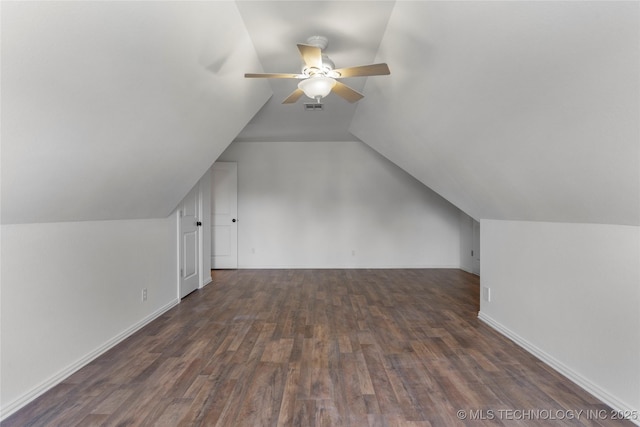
[3,269,630,426]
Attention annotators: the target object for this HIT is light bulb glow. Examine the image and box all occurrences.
[298,76,337,100]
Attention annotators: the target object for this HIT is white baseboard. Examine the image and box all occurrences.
[200,276,213,288]
[458,266,479,276]
[0,298,180,421]
[235,264,462,269]
[478,311,640,426]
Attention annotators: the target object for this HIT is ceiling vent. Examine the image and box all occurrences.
[304,103,324,111]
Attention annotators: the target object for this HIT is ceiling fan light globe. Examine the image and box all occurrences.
[298,76,336,100]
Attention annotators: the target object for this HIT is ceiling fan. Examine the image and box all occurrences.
[245,36,390,104]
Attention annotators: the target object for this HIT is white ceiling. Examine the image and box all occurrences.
[236,0,639,225]
[2,1,638,226]
[1,1,271,223]
[350,1,639,225]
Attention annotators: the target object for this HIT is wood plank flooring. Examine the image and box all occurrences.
[3,269,631,426]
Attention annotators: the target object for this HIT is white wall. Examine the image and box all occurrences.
[479,220,640,415]
[0,217,178,418]
[217,141,462,268]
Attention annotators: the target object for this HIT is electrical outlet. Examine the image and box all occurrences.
[142,288,147,302]
[483,287,491,302]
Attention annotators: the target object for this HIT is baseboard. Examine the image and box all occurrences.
[478,311,639,426]
[458,266,479,276]
[200,276,213,288]
[235,264,462,269]
[0,298,180,421]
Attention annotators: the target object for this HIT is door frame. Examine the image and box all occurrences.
[472,220,480,276]
[211,161,238,269]
[199,169,213,287]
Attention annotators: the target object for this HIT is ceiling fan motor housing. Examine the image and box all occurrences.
[303,55,335,77]
[321,55,335,72]
[306,35,328,50]
[301,37,335,77]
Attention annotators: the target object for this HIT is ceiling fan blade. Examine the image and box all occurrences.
[332,81,364,103]
[245,73,303,79]
[282,88,305,104]
[333,63,390,78]
[297,44,322,69]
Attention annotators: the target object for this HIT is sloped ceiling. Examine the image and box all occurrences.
[3,1,638,227]
[1,1,271,224]
[350,1,639,226]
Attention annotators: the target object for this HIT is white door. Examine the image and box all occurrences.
[180,185,200,298]
[472,220,481,276]
[211,162,238,269]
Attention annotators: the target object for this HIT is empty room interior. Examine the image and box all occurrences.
[1,1,638,425]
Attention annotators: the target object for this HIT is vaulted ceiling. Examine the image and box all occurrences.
[2,1,638,226]
[350,1,639,225]
[1,1,272,223]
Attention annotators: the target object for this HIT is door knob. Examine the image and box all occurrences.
[196,221,202,227]
[232,218,237,223]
